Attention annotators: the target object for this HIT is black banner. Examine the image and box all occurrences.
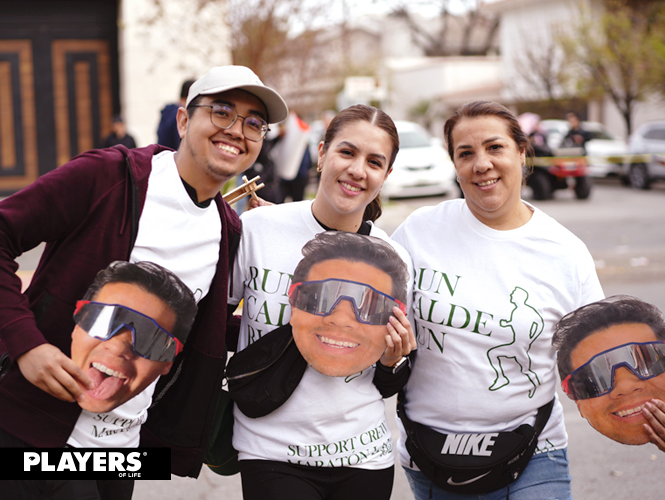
[0,448,170,480]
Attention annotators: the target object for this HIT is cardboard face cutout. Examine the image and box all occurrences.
[288,232,408,377]
[290,259,396,377]
[70,282,175,413]
[570,323,665,446]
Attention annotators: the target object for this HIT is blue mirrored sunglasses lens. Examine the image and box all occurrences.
[568,342,665,399]
[291,279,397,325]
[75,303,177,361]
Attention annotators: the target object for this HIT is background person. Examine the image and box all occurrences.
[391,100,604,500]
[0,65,288,478]
[563,111,592,153]
[307,109,337,175]
[231,232,415,500]
[102,115,137,149]
[0,260,197,500]
[242,130,282,204]
[270,111,313,203]
[517,112,552,158]
[553,295,665,452]
[157,78,195,149]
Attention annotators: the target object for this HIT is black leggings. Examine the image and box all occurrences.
[239,460,394,500]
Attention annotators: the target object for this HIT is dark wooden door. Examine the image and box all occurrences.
[0,0,119,194]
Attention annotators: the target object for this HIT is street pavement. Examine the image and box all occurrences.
[10,179,665,498]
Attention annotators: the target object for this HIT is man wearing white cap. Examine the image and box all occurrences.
[176,65,289,202]
[0,66,288,488]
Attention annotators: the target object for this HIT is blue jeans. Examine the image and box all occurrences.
[403,449,572,500]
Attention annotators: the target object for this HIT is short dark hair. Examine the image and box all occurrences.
[443,100,534,171]
[552,295,665,379]
[320,105,400,222]
[292,232,408,304]
[181,79,195,99]
[83,261,197,345]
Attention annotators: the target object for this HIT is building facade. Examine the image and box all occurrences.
[0,0,231,193]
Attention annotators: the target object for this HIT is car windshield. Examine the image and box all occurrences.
[643,128,665,141]
[398,129,431,148]
[587,130,614,140]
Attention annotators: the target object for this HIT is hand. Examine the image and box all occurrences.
[248,196,274,210]
[380,306,416,367]
[643,399,665,452]
[16,344,93,403]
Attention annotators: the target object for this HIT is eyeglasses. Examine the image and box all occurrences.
[288,278,406,326]
[562,341,665,400]
[190,103,269,142]
[74,301,183,362]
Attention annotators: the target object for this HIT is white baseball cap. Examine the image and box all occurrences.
[186,66,288,124]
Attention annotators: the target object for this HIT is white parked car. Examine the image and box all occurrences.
[623,120,665,189]
[539,119,627,178]
[381,121,457,199]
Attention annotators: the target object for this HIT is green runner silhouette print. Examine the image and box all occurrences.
[487,287,544,398]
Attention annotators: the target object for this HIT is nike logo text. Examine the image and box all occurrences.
[440,433,499,456]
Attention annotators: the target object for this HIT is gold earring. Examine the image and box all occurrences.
[317,164,322,173]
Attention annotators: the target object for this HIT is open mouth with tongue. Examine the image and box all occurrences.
[85,361,128,401]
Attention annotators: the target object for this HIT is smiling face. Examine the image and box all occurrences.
[451,116,531,230]
[566,113,581,130]
[572,323,665,445]
[311,121,393,231]
[70,282,176,413]
[175,89,266,200]
[290,259,393,377]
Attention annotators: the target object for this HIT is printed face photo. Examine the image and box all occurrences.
[70,282,176,413]
[571,323,665,445]
[289,259,394,377]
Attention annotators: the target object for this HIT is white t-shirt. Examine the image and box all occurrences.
[391,199,604,468]
[66,380,157,448]
[229,200,412,469]
[131,150,221,302]
[67,151,222,448]
[233,367,394,469]
[229,199,413,349]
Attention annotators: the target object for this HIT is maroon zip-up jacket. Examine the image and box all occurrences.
[0,145,241,478]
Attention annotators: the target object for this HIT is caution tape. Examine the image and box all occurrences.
[531,156,587,168]
[530,153,665,168]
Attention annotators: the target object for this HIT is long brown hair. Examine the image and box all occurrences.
[320,104,399,222]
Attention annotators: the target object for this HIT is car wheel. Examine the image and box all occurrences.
[629,163,651,189]
[574,176,592,199]
[528,169,553,200]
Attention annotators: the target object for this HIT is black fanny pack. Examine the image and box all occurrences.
[226,324,307,418]
[397,394,554,494]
